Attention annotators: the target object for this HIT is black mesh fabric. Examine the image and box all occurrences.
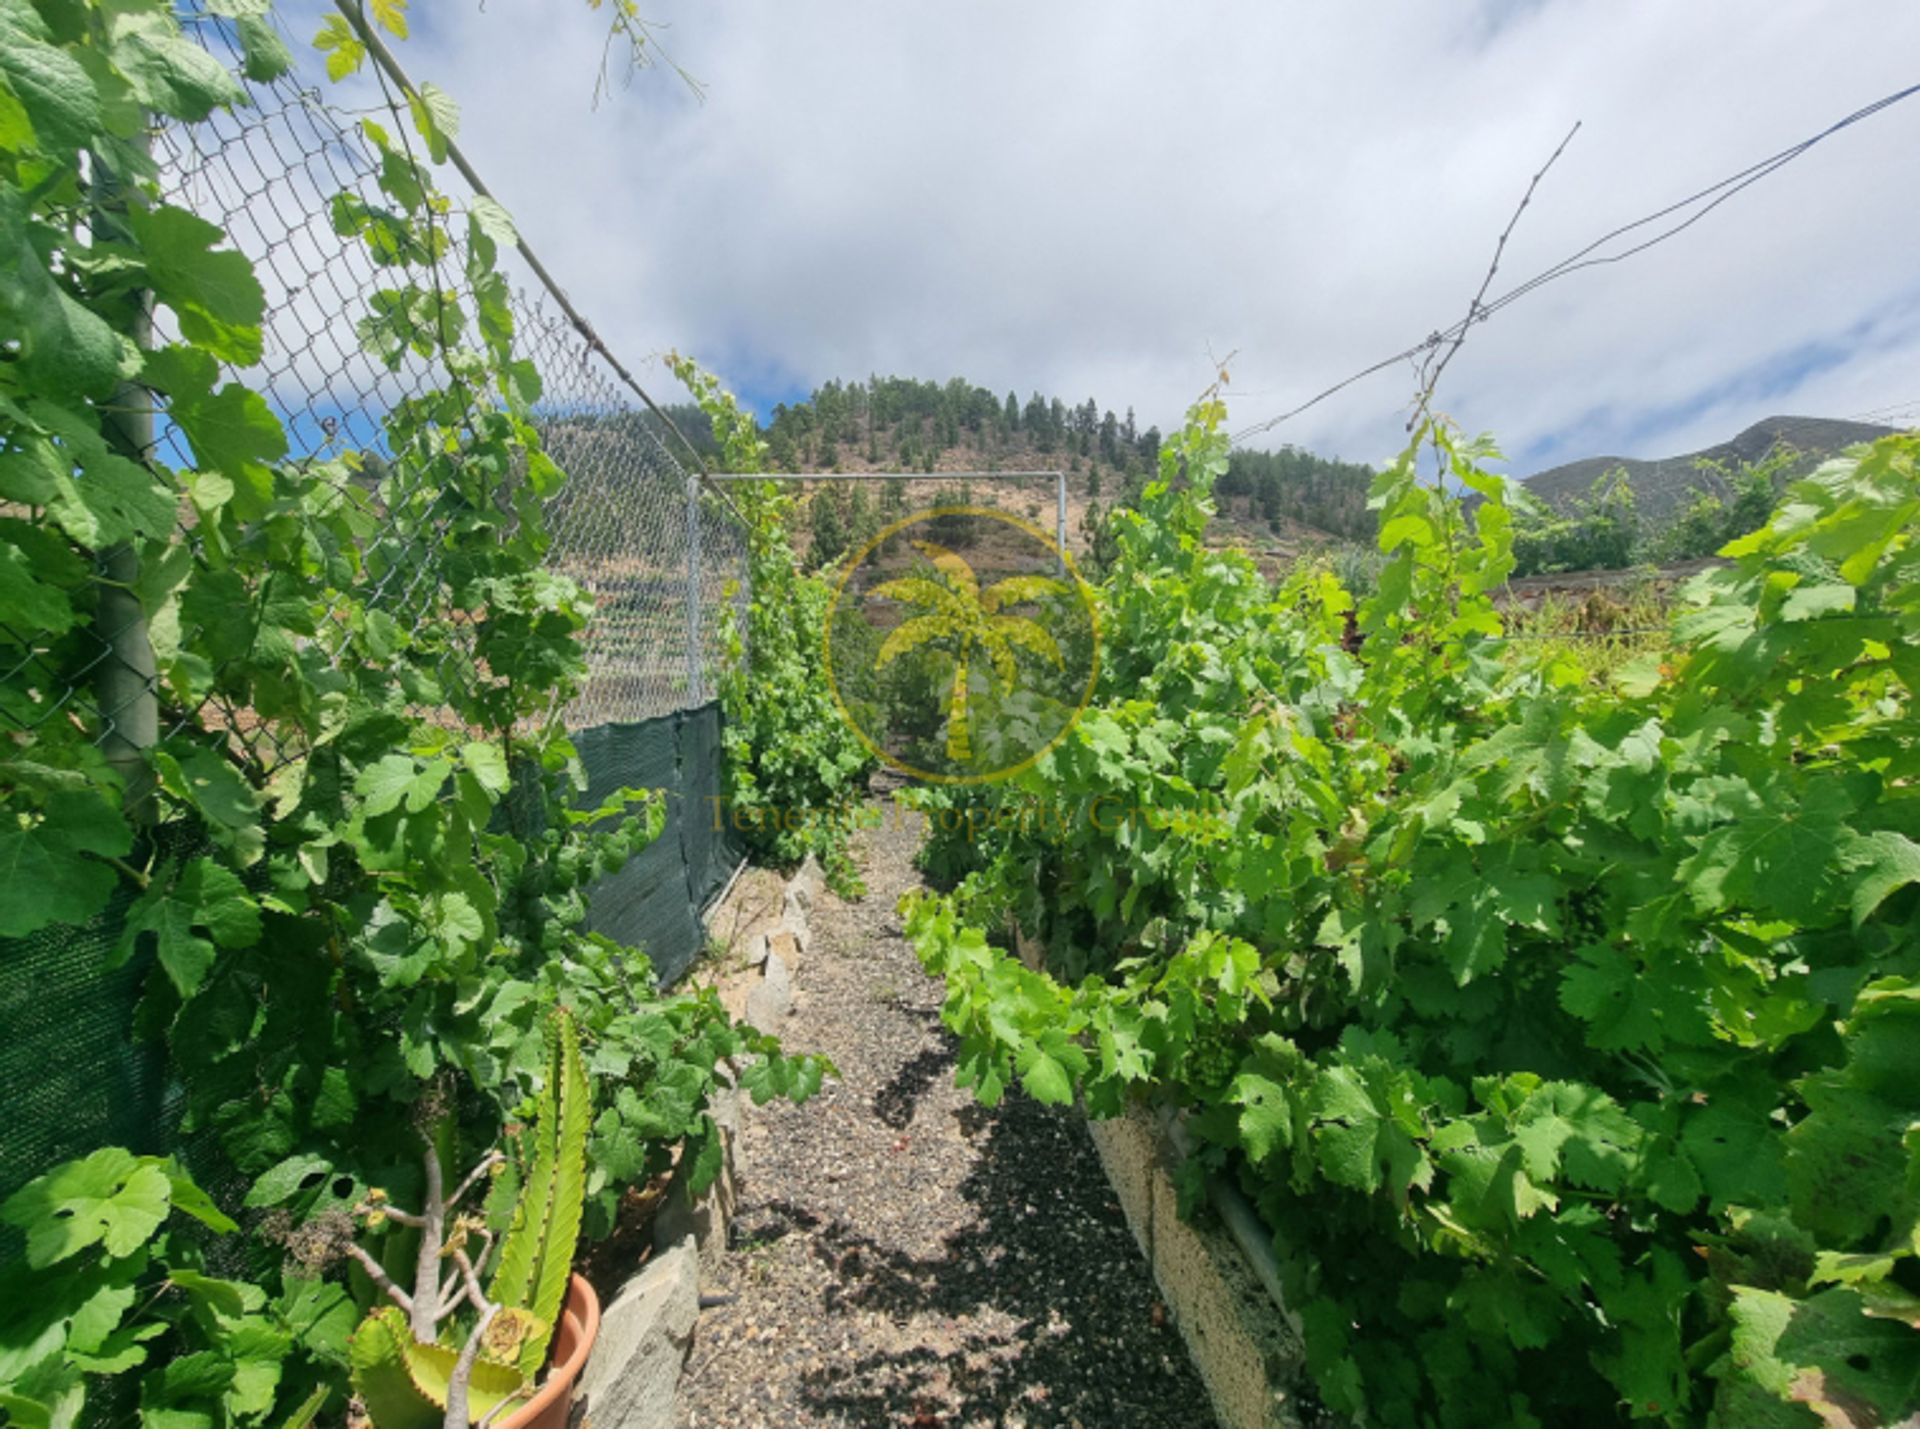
[573,700,741,987]
[0,702,738,1215]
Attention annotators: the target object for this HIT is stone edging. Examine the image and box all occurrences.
[573,856,824,1429]
[1013,926,1311,1429]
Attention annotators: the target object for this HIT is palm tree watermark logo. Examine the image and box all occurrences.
[824,506,1098,784]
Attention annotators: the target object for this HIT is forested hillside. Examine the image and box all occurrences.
[659,377,1380,572]
[1220,446,1378,541]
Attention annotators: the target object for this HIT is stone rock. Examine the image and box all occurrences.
[765,924,802,971]
[777,913,811,957]
[744,950,792,1027]
[575,1241,700,1429]
[791,855,825,909]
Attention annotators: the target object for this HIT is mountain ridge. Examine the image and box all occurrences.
[1520,414,1898,520]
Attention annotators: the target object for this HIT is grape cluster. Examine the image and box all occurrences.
[1564,884,1608,946]
[1183,1022,1239,1093]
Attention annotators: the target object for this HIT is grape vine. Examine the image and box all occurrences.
[0,2,823,1421]
[907,394,1920,1425]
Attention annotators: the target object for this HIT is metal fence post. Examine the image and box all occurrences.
[1057,470,1068,574]
[685,471,704,705]
[93,134,159,821]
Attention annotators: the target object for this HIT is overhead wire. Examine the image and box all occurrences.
[1233,80,1920,444]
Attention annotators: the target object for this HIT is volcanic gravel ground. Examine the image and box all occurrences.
[676,803,1214,1428]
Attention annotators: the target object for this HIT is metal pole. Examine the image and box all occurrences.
[93,134,159,821]
[685,472,704,704]
[1056,471,1068,573]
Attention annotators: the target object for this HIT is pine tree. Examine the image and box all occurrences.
[809,487,848,568]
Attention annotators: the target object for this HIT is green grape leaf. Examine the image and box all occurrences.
[0,539,76,634]
[131,206,265,362]
[1511,1081,1639,1191]
[1678,779,1867,925]
[242,1153,330,1209]
[354,754,419,816]
[106,11,244,121]
[153,747,265,866]
[0,790,132,938]
[28,399,175,545]
[0,28,98,155]
[310,15,365,81]
[1849,830,1920,927]
[167,383,286,507]
[113,857,260,996]
[1310,1065,1431,1201]
[163,1164,237,1234]
[1681,1103,1787,1211]
[461,740,510,794]
[234,17,292,82]
[1728,1286,1920,1423]
[0,189,136,401]
[406,82,456,164]
[0,78,32,154]
[369,0,408,39]
[0,1148,171,1268]
[1013,1029,1083,1106]
[1230,1071,1293,1163]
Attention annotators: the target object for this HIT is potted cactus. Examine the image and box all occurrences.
[346,1012,601,1429]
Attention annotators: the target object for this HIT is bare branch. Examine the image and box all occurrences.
[410,1146,446,1340]
[448,1245,492,1309]
[441,1301,500,1429]
[435,1268,470,1324]
[1414,121,1581,426]
[443,1151,504,1213]
[343,1242,414,1315]
[367,1204,428,1229]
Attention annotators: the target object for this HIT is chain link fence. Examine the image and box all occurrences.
[0,16,745,1205]
[148,24,745,743]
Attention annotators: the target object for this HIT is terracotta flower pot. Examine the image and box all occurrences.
[494,1275,601,1429]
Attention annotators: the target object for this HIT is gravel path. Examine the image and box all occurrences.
[677,803,1215,1429]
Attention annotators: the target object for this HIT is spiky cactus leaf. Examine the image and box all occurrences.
[519,1010,589,1377]
[396,1335,529,1420]
[348,1307,439,1429]
[487,1019,560,1313]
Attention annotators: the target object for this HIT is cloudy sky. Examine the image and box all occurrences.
[339,2,1918,473]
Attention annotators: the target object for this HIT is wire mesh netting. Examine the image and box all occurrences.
[144,24,746,744]
[0,18,745,1204]
[0,16,744,769]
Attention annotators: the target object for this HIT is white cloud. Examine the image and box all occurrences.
[368,1,1920,471]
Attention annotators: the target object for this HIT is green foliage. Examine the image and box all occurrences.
[0,1150,339,1429]
[762,376,1158,482]
[1221,443,1379,541]
[1652,446,1801,564]
[1509,469,1641,576]
[1,3,827,1421]
[668,356,874,894]
[906,392,1920,1425]
[1509,446,1805,577]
